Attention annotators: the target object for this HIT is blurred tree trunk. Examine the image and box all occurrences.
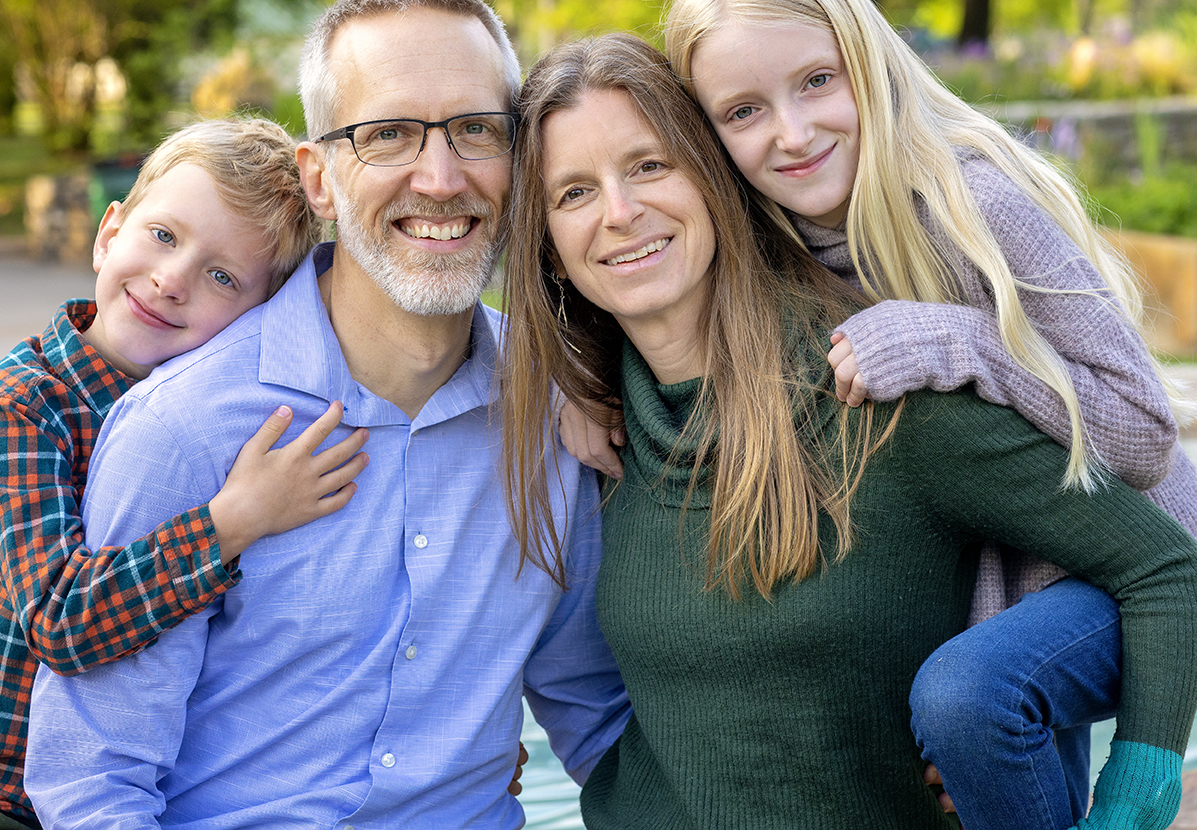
[0,0,242,153]
[957,0,991,50]
[1077,0,1096,34]
[0,0,105,151]
[957,0,990,49]
[0,29,17,135]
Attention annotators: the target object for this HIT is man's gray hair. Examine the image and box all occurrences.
[299,0,522,140]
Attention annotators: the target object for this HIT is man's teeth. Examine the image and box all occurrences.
[401,222,470,240]
[605,238,668,265]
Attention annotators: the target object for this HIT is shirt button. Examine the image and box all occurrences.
[413,534,428,549]
[406,645,417,660]
[381,753,396,768]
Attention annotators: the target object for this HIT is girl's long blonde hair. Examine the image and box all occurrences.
[666,0,1191,491]
[502,32,894,598]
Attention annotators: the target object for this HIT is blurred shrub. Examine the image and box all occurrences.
[191,48,276,117]
[923,21,1197,103]
[271,92,305,138]
[1088,163,1197,238]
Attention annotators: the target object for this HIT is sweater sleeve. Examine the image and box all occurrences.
[0,388,237,677]
[893,389,1197,755]
[835,159,1177,491]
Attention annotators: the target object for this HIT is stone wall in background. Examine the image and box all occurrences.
[24,174,95,264]
[991,96,1197,171]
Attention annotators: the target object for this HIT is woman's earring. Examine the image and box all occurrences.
[557,281,570,328]
[553,272,582,355]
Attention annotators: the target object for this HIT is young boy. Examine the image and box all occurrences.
[0,118,369,829]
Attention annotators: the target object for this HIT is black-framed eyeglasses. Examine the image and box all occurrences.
[315,112,520,167]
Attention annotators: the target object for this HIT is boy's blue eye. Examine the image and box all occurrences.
[210,269,233,286]
[153,228,175,245]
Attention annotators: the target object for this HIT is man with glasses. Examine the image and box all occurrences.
[23,1,629,827]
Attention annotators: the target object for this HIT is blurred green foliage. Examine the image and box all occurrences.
[1088,164,1197,237]
[494,0,665,64]
[1084,111,1197,237]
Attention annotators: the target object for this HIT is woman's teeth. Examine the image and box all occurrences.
[605,238,668,265]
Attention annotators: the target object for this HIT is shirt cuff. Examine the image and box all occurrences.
[158,503,240,613]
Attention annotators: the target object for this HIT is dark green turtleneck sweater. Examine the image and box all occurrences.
[580,338,1197,830]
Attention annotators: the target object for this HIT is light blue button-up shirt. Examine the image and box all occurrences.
[24,244,629,829]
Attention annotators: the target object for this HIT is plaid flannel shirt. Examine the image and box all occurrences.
[0,300,237,822]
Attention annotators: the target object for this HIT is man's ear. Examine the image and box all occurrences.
[297,142,337,222]
[92,201,123,275]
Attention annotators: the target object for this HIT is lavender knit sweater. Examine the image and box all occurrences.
[792,156,1197,622]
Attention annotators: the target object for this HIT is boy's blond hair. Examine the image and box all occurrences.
[122,118,322,296]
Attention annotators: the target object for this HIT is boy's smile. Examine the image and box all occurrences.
[86,163,275,379]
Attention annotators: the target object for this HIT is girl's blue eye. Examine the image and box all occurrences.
[153,228,175,245]
[809,74,829,89]
[210,269,233,287]
[731,106,755,121]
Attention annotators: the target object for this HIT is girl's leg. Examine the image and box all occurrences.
[1056,723,1096,820]
[909,578,1121,830]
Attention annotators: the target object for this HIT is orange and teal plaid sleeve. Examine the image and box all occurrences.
[0,389,239,678]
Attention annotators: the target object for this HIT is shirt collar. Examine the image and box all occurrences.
[258,242,501,429]
[44,299,134,419]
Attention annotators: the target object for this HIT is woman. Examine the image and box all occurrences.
[501,32,1197,829]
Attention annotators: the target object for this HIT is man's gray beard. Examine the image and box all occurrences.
[331,180,499,317]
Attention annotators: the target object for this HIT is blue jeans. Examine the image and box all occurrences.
[910,578,1121,830]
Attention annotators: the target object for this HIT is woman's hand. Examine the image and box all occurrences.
[208,401,369,564]
[508,742,529,795]
[828,332,870,407]
[923,764,959,816]
[559,398,625,479]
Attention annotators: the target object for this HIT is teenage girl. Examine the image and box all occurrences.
[558,1,1197,828]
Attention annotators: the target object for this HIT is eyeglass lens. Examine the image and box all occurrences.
[353,115,515,166]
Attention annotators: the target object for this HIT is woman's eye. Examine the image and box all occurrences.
[209,269,233,287]
[808,73,830,89]
[562,187,585,203]
[153,228,175,245]
[731,106,755,121]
